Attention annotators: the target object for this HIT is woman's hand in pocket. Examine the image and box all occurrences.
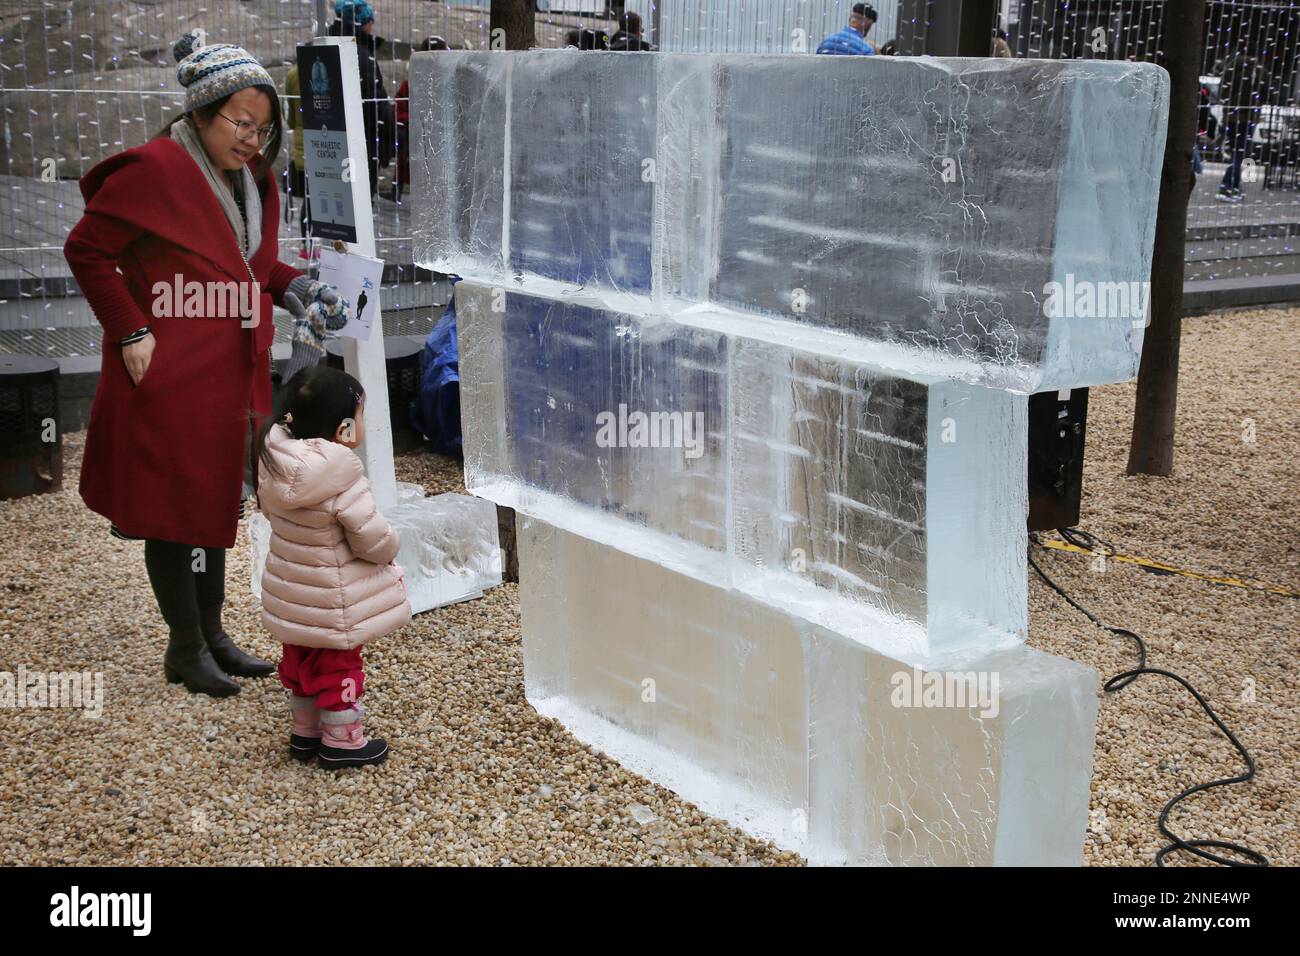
[122,333,155,386]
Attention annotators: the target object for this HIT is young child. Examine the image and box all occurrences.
[254,366,411,768]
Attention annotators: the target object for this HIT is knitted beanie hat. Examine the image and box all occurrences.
[175,43,275,113]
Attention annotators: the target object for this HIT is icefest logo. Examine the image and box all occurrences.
[890,668,1001,719]
[0,665,103,719]
[49,886,151,936]
[1042,273,1150,326]
[151,274,261,327]
[595,404,706,460]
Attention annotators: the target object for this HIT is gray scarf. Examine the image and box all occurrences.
[170,115,262,260]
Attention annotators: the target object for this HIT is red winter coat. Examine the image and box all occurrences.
[64,136,303,548]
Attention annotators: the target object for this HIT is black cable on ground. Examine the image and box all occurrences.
[1028,540,1147,691]
[1058,525,1117,556]
[1029,530,1268,868]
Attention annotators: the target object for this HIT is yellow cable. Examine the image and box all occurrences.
[1038,538,1299,598]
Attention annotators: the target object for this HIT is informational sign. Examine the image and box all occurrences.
[317,247,384,341]
[297,43,357,243]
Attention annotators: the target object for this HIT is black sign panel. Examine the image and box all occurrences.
[296,43,357,244]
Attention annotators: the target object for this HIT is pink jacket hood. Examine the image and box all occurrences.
[259,424,366,510]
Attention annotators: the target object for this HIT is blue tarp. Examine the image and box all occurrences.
[409,278,462,457]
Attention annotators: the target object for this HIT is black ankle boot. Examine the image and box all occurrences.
[163,626,240,698]
[199,603,276,678]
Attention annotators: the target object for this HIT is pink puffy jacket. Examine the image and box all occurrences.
[257,423,411,650]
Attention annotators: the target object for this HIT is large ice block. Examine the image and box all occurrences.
[410,51,1168,390]
[519,517,1099,866]
[458,280,1027,657]
[409,50,1138,864]
[412,52,655,293]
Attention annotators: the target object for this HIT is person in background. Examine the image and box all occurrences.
[1217,45,1265,203]
[568,27,610,50]
[1192,78,1214,195]
[992,29,1012,58]
[329,0,394,199]
[582,28,611,50]
[391,36,448,201]
[609,12,654,51]
[816,3,877,56]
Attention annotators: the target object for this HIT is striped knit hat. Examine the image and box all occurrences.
[175,43,275,113]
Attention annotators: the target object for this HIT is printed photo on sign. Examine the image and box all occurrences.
[317,248,384,341]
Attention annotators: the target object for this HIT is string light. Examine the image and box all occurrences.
[4,1,1296,357]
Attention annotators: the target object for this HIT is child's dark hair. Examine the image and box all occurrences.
[254,365,364,480]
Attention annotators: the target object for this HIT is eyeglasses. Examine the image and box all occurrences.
[216,112,274,144]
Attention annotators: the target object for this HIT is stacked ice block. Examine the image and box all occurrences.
[455,282,1028,657]
[414,53,1168,391]
[411,50,1167,864]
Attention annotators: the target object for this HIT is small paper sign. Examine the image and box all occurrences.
[317,247,384,341]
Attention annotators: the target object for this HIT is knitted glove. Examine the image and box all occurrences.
[281,276,352,385]
[284,276,350,330]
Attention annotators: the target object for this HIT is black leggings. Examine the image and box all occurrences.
[143,540,227,629]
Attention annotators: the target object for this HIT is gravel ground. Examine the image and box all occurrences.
[1030,307,1299,867]
[0,307,1295,866]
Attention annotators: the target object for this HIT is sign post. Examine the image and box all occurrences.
[296,37,397,512]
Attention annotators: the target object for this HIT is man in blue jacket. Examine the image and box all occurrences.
[817,3,877,55]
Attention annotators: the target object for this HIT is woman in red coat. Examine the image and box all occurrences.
[64,42,351,699]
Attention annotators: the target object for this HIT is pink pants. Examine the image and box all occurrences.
[279,645,365,712]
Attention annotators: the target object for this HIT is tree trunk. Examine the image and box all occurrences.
[490,0,536,51]
[1126,1,1205,476]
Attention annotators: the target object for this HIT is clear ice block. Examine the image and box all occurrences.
[458,279,1027,656]
[406,50,1144,863]
[248,489,502,615]
[410,51,1168,390]
[519,516,1099,866]
[386,492,504,612]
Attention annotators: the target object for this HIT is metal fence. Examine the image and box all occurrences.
[0,0,617,358]
[3,0,1297,359]
[1004,0,1300,282]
